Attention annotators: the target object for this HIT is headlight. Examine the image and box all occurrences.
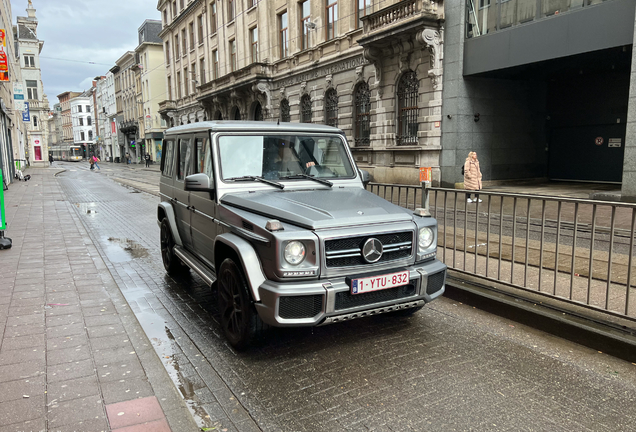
[284,241,306,265]
[418,227,434,252]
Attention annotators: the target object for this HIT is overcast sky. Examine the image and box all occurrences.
[12,0,161,107]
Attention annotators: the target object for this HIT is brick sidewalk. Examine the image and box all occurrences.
[0,169,196,431]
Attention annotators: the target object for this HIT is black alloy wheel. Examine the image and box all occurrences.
[217,258,261,350]
[160,218,183,275]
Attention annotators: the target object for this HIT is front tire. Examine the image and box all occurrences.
[160,218,183,275]
[217,258,264,350]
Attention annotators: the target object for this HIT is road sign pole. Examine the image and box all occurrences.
[0,168,12,250]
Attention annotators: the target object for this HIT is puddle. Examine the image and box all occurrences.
[101,237,149,262]
[134,310,213,429]
[75,202,97,215]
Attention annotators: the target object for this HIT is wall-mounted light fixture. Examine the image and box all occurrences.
[474,113,480,122]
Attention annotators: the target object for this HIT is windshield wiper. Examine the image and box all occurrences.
[280,174,333,187]
[225,176,285,189]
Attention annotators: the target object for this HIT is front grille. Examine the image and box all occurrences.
[279,295,323,319]
[335,284,416,310]
[426,271,445,295]
[325,231,413,268]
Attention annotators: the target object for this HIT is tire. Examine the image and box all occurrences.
[389,305,424,317]
[160,218,183,275]
[217,258,264,350]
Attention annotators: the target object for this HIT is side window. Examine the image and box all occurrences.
[162,139,175,177]
[194,136,214,182]
[177,137,192,180]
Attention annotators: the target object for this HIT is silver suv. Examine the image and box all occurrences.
[158,121,446,349]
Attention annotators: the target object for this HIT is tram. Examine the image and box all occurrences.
[50,145,83,162]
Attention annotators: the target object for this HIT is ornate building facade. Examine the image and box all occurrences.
[157,0,444,184]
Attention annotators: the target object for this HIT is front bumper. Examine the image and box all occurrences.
[254,259,447,327]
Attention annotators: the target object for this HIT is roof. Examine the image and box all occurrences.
[164,121,344,136]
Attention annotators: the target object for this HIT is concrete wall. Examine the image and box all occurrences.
[622,12,636,200]
[441,0,548,187]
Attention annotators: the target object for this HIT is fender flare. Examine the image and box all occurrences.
[215,233,266,302]
[157,202,183,247]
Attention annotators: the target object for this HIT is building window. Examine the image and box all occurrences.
[165,42,171,63]
[301,94,312,123]
[191,62,196,93]
[89,130,93,140]
[181,29,187,55]
[79,117,84,126]
[200,58,206,84]
[253,102,263,121]
[167,76,172,99]
[78,105,83,113]
[33,116,38,127]
[324,88,338,127]
[175,35,180,57]
[397,70,419,145]
[81,131,85,141]
[250,27,258,63]
[189,22,195,49]
[172,1,177,17]
[213,50,219,79]
[197,15,204,42]
[300,1,311,50]
[326,0,338,40]
[230,40,236,71]
[24,55,35,67]
[228,0,235,21]
[183,67,188,96]
[88,116,92,126]
[357,0,371,28]
[177,71,182,98]
[354,82,370,146]
[26,80,38,100]
[86,105,91,112]
[279,12,288,58]
[180,0,185,9]
[210,2,217,34]
[163,9,168,25]
[280,99,290,122]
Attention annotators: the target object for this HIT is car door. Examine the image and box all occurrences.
[190,132,217,268]
[173,135,194,250]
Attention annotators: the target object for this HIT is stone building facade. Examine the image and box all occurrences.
[156,0,444,184]
[115,51,143,163]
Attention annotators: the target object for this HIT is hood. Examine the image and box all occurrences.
[220,188,414,230]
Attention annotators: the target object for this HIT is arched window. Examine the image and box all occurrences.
[324,88,338,127]
[214,110,223,120]
[231,106,241,120]
[354,82,370,146]
[300,94,312,123]
[33,116,38,127]
[396,71,419,145]
[253,102,263,121]
[280,99,290,122]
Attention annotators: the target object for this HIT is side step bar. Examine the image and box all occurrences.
[173,246,217,286]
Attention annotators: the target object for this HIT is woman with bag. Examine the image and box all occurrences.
[463,151,482,203]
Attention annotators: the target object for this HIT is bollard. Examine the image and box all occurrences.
[421,180,431,211]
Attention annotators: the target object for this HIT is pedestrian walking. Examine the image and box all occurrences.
[48,153,54,166]
[89,157,95,171]
[464,151,482,203]
[126,152,131,164]
[92,155,101,170]
[144,153,151,168]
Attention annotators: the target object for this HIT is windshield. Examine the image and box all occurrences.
[218,134,356,181]
[70,147,83,157]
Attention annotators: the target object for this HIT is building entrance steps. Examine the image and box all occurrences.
[0,168,196,432]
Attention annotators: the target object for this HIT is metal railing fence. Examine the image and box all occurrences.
[365,183,636,321]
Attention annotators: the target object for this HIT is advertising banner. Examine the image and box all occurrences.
[0,169,6,230]
[0,29,8,82]
[13,83,25,111]
[23,102,30,122]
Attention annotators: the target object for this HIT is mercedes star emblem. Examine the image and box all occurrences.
[362,238,383,263]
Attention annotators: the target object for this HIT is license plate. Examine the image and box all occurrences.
[350,270,410,295]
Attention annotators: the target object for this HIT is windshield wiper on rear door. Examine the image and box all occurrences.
[280,174,333,187]
[225,176,285,189]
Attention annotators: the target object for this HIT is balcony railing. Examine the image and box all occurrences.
[158,100,176,112]
[362,0,420,33]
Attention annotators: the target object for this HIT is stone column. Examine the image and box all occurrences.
[621,12,636,201]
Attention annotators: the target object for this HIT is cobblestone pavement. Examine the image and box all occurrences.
[33,163,636,430]
[0,167,196,432]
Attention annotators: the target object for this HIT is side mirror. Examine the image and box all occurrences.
[185,173,215,195]
[359,169,371,188]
